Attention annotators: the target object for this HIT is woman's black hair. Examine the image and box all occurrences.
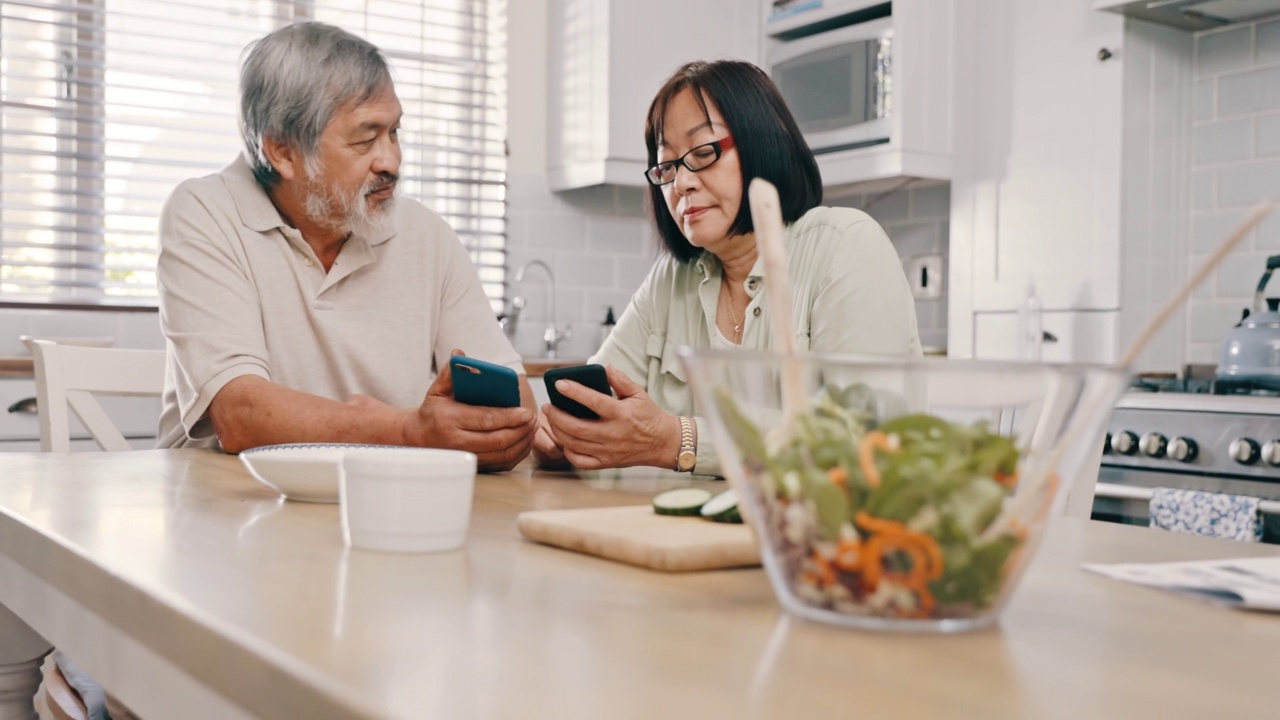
[644,60,823,263]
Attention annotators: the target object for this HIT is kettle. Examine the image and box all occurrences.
[1217,254,1280,381]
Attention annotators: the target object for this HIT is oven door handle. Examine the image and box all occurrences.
[1094,482,1280,516]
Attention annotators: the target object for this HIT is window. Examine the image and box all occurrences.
[0,0,508,309]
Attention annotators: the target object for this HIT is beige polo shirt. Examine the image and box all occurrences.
[155,156,520,449]
[590,205,921,476]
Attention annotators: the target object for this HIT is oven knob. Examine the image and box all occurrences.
[1167,437,1199,463]
[1229,438,1261,465]
[1110,430,1138,456]
[1262,440,1280,467]
[1139,432,1167,458]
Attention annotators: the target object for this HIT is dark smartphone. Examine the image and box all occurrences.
[544,364,613,420]
[450,356,521,408]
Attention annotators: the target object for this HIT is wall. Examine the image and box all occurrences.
[504,0,656,360]
[828,182,951,351]
[1186,17,1280,364]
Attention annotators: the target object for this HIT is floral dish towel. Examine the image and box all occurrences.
[1149,487,1262,542]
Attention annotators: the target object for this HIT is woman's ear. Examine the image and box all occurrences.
[261,135,301,182]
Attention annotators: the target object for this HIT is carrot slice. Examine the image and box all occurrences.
[858,431,896,489]
[828,466,849,488]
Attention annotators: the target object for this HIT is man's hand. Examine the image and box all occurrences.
[403,352,537,472]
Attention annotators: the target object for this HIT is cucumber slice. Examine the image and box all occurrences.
[700,488,743,523]
[652,488,712,516]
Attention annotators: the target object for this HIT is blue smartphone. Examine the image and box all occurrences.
[544,364,613,420]
[450,356,521,408]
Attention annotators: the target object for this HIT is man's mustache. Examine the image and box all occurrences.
[366,173,399,194]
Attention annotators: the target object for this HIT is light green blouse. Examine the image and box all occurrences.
[589,205,922,476]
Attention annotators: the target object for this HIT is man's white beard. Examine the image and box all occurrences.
[302,159,397,238]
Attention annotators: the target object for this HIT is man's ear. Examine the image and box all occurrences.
[262,135,302,182]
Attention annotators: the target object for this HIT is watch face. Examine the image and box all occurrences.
[677,450,697,471]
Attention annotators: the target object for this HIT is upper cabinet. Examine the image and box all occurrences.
[547,0,759,190]
[763,0,955,192]
[948,0,1126,360]
[965,0,1125,313]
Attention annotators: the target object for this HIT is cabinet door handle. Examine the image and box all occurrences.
[1042,331,1059,343]
[6,397,37,414]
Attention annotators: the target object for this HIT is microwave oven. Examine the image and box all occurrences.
[767,17,893,154]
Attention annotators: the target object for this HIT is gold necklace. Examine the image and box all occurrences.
[721,281,745,342]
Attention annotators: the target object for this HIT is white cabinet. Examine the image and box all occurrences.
[949,0,1125,359]
[547,0,760,190]
[973,310,1119,364]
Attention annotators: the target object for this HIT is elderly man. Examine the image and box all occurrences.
[155,22,536,470]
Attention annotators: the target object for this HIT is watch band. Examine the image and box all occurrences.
[676,415,696,472]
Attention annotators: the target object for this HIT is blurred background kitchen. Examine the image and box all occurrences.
[2,0,1278,475]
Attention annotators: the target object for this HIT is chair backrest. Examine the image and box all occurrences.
[30,339,166,452]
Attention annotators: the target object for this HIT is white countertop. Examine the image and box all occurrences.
[1,450,1279,719]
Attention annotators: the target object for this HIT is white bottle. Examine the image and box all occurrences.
[1017,280,1043,361]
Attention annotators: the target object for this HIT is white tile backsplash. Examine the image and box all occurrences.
[828,182,951,350]
[1257,19,1280,64]
[1192,209,1256,252]
[1257,112,1280,156]
[1194,117,1253,164]
[1196,25,1252,76]
[1184,19,1280,365]
[1216,157,1280,206]
[1217,64,1280,116]
[504,171,656,359]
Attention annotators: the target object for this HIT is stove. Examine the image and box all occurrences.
[1095,381,1280,541]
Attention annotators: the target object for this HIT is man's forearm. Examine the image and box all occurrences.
[210,376,409,453]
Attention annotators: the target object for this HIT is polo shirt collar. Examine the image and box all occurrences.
[223,154,397,247]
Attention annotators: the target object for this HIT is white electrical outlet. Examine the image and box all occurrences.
[907,254,944,300]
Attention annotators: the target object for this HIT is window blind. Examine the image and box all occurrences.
[0,0,508,310]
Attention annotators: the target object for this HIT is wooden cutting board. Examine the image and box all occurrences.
[517,505,760,572]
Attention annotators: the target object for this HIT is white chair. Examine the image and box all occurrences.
[29,339,166,452]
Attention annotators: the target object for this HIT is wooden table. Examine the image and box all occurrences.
[0,450,1278,719]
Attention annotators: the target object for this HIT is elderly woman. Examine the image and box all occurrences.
[534,60,920,475]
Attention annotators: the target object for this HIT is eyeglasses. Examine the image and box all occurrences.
[643,136,735,186]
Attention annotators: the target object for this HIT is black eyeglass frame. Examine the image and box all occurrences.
[643,136,736,186]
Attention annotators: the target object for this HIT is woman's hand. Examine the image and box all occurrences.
[532,411,572,469]
[543,365,681,470]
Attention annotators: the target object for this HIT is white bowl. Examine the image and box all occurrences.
[341,447,478,553]
[239,443,378,503]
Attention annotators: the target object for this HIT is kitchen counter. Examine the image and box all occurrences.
[0,357,32,379]
[1,450,1278,718]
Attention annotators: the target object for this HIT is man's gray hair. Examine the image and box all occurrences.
[240,22,392,189]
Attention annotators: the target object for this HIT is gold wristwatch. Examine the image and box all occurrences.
[676,416,697,472]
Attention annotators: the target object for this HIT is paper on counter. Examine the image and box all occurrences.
[1083,557,1280,612]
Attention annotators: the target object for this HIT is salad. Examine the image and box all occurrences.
[716,383,1033,620]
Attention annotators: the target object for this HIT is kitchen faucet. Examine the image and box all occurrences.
[512,259,570,358]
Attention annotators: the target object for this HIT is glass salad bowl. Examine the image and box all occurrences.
[681,349,1128,633]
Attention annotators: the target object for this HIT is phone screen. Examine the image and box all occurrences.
[543,364,612,419]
